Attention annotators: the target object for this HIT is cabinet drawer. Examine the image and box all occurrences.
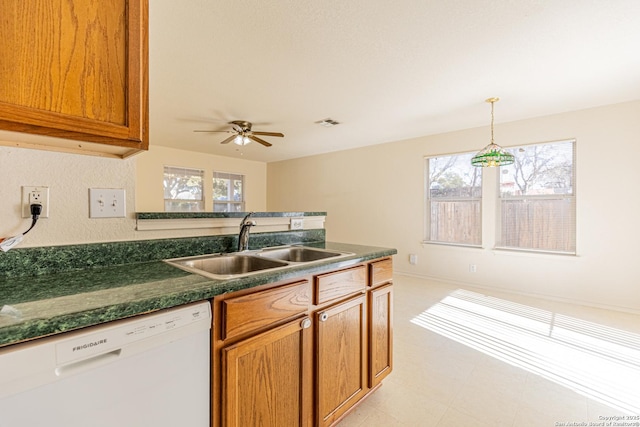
[369,258,393,287]
[222,280,311,340]
[315,265,366,305]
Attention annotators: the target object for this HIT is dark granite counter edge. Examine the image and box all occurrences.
[0,244,397,348]
[136,211,327,220]
[0,279,217,348]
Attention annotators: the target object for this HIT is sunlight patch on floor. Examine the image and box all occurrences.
[411,289,640,414]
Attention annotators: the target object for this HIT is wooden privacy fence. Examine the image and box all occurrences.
[429,201,481,245]
[429,198,575,252]
[500,198,575,252]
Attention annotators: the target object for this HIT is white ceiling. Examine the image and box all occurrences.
[149,0,640,163]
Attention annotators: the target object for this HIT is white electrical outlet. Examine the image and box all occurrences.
[22,186,50,218]
[469,264,477,273]
[290,218,304,230]
[89,188,126,218]
[409,254,418,265]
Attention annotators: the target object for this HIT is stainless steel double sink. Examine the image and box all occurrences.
[164,246,354,280]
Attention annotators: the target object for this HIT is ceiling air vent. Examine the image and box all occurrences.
[316,118,340,127]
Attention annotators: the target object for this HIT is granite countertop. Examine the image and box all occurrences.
[0,242,396,348]
[135,211,326,220]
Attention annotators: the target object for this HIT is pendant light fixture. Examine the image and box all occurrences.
[471,97,514,167]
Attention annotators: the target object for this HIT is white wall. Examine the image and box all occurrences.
[135,145,267,212]
[0,144,267,247]
[267,101,640,313]
[0,147,137,246]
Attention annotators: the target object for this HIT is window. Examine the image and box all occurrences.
[163,166,204,211]
[425,140,576,254]
[426,152,482,246]
[498,139,575,254]
[213,172,245,212]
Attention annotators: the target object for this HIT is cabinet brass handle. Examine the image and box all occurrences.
[319,312,329,322]
[301,318,312,329]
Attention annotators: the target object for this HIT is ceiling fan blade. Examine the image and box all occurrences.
[250,131,284,137]
[248,135,272,147]
[220,135,237,144]
[194,130,234,133]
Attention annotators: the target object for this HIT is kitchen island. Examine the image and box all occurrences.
[0,228,396,427]
[0,240,395,347]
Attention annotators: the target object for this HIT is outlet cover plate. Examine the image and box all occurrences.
[22,186,49,218]
[290,218,304,230]
[89,188,126,218]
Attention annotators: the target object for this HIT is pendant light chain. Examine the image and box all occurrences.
[490,99,495,145]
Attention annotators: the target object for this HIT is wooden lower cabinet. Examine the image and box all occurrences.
[222,317,312,427]
[369,283,393,388]
[316,294,368,427]
[213,258,394,427]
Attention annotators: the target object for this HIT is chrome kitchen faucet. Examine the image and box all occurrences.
[237,212,257,252]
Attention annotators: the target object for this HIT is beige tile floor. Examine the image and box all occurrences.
[339,275,640,427]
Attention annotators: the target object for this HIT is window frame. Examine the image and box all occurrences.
[495,139,576,255]
[163,165,205,212]
[213,171,245,212]
[424,152,483,248]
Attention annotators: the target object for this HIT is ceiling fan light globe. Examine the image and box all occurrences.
[233,135,251,146]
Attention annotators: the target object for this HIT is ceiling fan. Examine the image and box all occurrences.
[194,120,284,147]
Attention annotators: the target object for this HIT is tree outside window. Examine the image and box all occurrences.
[498,140,575,253]
[425,140,575,254]
[426,152,482,246]
[213,172,245,212]
[163,166,204,211]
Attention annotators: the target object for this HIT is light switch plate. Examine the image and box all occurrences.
[89,188,126,218]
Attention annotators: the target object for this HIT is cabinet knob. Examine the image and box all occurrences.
[319,312,329,322]
[300,318,312,329]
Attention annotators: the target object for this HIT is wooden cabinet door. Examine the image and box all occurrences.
[0,0,148,157]
[316,294,367,427]
[222,317,311,427]
[369,284,393,388]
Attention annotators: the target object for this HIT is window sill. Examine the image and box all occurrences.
[492,247,578,258]
[421,241,483,250]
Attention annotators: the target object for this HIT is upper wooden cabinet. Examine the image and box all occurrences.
[0,0,149,158]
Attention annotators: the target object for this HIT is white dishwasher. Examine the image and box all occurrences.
[0,301,211,427]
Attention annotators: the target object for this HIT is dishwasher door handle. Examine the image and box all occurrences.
[55,349,122,377]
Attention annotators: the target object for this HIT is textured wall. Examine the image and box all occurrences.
[135,145,267,212]
[0,147,137,247]
[0,143,267,247]
[0,144,270,248]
